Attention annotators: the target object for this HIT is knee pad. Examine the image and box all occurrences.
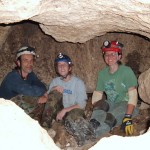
[93,100,109,112]
[104,113,117,129]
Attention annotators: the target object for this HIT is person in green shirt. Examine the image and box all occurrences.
[90,40,139,137]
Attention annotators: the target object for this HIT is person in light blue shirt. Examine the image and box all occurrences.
[47,53,95,146]
[48,53,87,121]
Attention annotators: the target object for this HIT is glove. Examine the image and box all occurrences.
[121,114,134,136]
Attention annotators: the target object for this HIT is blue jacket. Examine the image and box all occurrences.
[0,70,47,99]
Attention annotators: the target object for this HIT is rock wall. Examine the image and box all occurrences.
[0,22,150,92]
[138,68,150,107]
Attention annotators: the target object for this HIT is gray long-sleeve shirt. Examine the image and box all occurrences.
[48,76,87,109]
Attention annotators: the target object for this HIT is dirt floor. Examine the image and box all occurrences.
[48,96,150,150]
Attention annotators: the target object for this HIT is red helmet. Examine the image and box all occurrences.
[102,41,123,53]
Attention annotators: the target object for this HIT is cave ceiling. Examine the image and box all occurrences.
[0,0,150,43]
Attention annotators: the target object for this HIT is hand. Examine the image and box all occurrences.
[56,108,67,121]
[37,92,48,104]
[52,86,64,93]
[121,114,134,135]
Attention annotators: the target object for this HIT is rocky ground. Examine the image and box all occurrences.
[47,96,150,150]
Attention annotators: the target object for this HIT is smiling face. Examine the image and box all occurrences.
[57,61,71,78]
[17,54,34,75]
[104,51,121,67]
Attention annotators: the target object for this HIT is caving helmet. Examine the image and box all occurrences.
[102,41,123,54]
[55,53,72,65]
[16,46,36,60]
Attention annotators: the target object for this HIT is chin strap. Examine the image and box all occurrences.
[16,60,26,80]
[60,73,71,80]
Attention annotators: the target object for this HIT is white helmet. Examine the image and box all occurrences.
[16,46,35,60]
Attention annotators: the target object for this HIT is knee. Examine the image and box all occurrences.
[93,100,109,112]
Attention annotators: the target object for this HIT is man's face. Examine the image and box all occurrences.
[104,51,121,66]
[18,54,34,74]
[57,61,71,77]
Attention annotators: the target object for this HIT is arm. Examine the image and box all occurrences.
[125,87,138,115]
[92,70,105,105]
[37,92,48,104]
[31,72,47,91]
[56,78,87,121]
[56,104,80,121]
[12,72,47,97]
[121,87,138,135]
[47,78,64,94]
[92,91,103,105]
[75,79,87,109]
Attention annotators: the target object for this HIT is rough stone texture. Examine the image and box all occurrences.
[0,1,149,150]
[47,103,150,150]
[138,68,150,107]
[0,98,149,150]
[0,98,60,150]
[0,26,11,49]
[0,22,149,92]
[0,0,150,43]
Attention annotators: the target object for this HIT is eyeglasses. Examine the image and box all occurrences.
[104,53,118,58]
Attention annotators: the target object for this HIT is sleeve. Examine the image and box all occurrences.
[11,73,47,97]
[75,79,87,109]
[47,79,56,94]
[96,71,105,92]
[123,67,138,89]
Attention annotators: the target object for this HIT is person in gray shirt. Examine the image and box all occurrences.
[47,53,95,146]
[48,53,87,121]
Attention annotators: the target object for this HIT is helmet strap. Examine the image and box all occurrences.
[17,59,26,80]
[60,72,72,80]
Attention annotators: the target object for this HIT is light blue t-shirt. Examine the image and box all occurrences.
[48,76,87,109]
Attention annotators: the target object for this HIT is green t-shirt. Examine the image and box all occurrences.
[96,65,137,103]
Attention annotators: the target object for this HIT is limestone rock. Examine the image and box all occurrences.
[138,68,150,106]
[0,0,150,43]
[0,98,60,150]
[89,129,149,150]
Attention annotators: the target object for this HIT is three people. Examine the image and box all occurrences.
[90,41,139,137]
[0,41,139,145]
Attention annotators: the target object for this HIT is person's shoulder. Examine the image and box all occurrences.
[6,70,18,78]
[119,65,132,71]
[29,72,43,79]
[51,77,61,82]
[72,76,85,84]
[99,66,108,74]
[72,75,81,81]
[29,71,37,76]
[118,65,136,77]
[1,70,19,83]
